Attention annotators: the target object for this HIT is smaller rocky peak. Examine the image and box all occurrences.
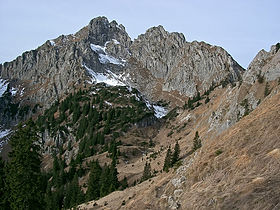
[244,43,280,84]
[146,25,167,35]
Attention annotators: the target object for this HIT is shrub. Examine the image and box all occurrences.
[215,149,223,156]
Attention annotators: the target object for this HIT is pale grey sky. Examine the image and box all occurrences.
[0,0,279,68]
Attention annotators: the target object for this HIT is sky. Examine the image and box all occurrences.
[0,0,279,68]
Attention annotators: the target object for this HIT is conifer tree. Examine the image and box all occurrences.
[141,162,152,182]
[163,146,172,172]
[109,157,119,192]
[171,141,180,165]
[5,120,45,209]
[120,176,128,190]
[0,157,9,209]
[193,131,202,151]
[100,164,110,197]
[86,160,102,201]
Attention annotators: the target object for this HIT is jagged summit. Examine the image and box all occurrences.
[87,16,130,47]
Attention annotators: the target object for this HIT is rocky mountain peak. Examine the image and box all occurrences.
[87,16,131,48]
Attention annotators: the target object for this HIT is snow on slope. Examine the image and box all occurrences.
[0,129,11,139]
[0,79,8,97]
[90,41,125,66]
[84,65,125,86]
[153,105,168,118]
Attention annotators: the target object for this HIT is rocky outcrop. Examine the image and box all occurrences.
[208,43,280,134]
[244,44,280,84]
[128,26,244,99]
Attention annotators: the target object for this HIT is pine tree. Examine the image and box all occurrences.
[205,96,210,104]
[120,176,128,190]
[171,141,180,165]
[141,162,152,182]
[100,164,110,197]
[109,157,119,192]
[163,146,172,172]
[86,160,102,201]
[193,131,202,151]
[5,120,45,209]
[0,157,10,209]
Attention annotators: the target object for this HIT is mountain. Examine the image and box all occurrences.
[0,16,279,210]
[0,17,243,127]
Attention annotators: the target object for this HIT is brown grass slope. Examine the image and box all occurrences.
[79,88,280,210]
[174,90,280,210]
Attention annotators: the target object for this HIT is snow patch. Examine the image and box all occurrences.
[0,129,11,152]
[20,88,25,96]
[105,101,112,106]
[0,129,11,139]
[90,43,105,53]
[99,54,124,66]
[153,105,168,118]
[49,40,56,46]
[112,39,120,45]
[144,98,168,118]
[0,79,8,97]
[83,65,125,86]
[11,87,17,96]
[90,43,125,66]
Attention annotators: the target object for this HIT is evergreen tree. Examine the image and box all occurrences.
[100,164,110,197]
[0,157,10,209]
[171,141,180,165]
[193,131,202,151]
[163,146,172,172]
[64,173,84,208]
[86,160,102,201]
[141,162,152,182]
[109,157,119,192]
[5,120,45,209]
[120,176,128,190]
[205,96,210,104]
[264,82,271,96]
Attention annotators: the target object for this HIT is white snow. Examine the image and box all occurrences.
[90,43,125,66]
[83,65,125,86]
[153,105,168,118]
[0,129,11,139]
[0,79,8,97]
[0,129,11,152]
[11,87,17,96]
[105,101,112,106]
[20,88,25,96]
[99,54,124,66]
[90,43,105,53]
[49,40,56,46]
[144,98,168,118]
[112,39,120,45]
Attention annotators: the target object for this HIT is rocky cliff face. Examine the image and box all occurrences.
[128,25,244,100]
[0,16,244,117]
[244,44,280,84]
